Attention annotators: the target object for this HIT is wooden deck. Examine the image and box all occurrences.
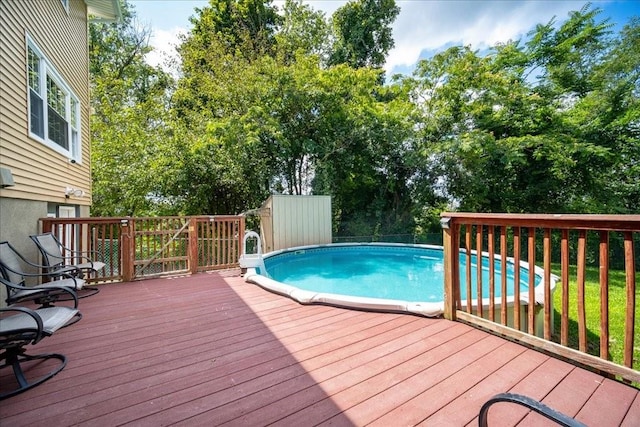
[1,270,639,426]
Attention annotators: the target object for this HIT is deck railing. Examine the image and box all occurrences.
[40,215,245,282]
[441,213,639,384]
[38,213,638,383]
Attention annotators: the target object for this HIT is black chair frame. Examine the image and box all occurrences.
[478,392,587,427]
[30,233,105,279]
[30,233,102,297]
[0,241,93,306]
[0,286,80,400]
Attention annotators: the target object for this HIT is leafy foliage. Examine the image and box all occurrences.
[275,0,332,65]
[329,0,400,69]
[405,4,640,218]
[90,1,640,239]
[90,2,173,216]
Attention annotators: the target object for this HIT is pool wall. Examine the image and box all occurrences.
[244,243,557,333]
[245,265,444,316]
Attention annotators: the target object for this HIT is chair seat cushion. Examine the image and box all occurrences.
[36,307,80,333]
[0,307,78,335]
[11,279,84,301]
[54,277,86,289]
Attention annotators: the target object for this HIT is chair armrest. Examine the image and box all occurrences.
[47,248,104,269]
[10,248,59,270]
[0,277,79,308]
[45,264,84,279]
[478,393,586,427]
[31,234,105,271]
[71,250,105,268]
[0,306,45,343]
[53,243,104,261]
[0,260,82,281]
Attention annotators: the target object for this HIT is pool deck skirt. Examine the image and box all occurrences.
[245,267,445,317]
[1,269,639,426]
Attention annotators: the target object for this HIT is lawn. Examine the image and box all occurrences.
[551,263,640,370]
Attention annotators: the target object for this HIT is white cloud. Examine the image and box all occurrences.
[145,27,187,75]
[386,1,579,73]
[141,0,583,76]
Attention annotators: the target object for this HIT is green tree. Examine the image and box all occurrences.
[329,0,400,69]
[275,0,331,65]
[186,0,281,62]
[305,65,416,237]
[526,3,613,96]
[406,4,636,217]
[170,0,417,231]
[167,58,270,213]
[90,1,173,216]
[91,0,640,239]
[169,49,416,226]
[565,16,640,212]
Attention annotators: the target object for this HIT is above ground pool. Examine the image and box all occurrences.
[244,243,550,317]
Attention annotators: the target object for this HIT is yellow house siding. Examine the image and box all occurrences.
[0,0,92,206]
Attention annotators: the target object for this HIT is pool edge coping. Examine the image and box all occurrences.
[244,267,445,317]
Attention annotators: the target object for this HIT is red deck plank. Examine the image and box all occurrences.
[1,269,638,426]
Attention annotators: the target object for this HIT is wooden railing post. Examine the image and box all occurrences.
[623,231,636,369]
[442,216,458,321]
[41,218,53,234]
[120,218,135,282]
[189,217,198,274]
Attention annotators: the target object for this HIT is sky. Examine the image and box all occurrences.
[130,0,639,76]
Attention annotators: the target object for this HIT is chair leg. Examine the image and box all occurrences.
[79,286,100,298]
[0,347,67,400]
[54,286,100,300]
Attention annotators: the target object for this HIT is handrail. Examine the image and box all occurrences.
[39,215,245,282]
[441,212,639,385]
[441,213,640,231]
[478,393,586,427]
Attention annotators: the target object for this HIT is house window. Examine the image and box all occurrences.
[26,36,81,162]
[28,47,44,138]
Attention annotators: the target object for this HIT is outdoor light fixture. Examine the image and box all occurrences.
[64,187,85,198]
[0,168,15,188]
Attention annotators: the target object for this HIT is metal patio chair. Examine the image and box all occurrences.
[479,393,586,427]
[0,289,81,400]
[30,233,104,293]
[0,241,90,307]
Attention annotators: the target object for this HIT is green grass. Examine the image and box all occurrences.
[550,263,640,370]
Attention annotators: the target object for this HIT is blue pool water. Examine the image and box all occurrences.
[262,244,539,303]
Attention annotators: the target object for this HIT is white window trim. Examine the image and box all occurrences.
[26,34,82,163]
